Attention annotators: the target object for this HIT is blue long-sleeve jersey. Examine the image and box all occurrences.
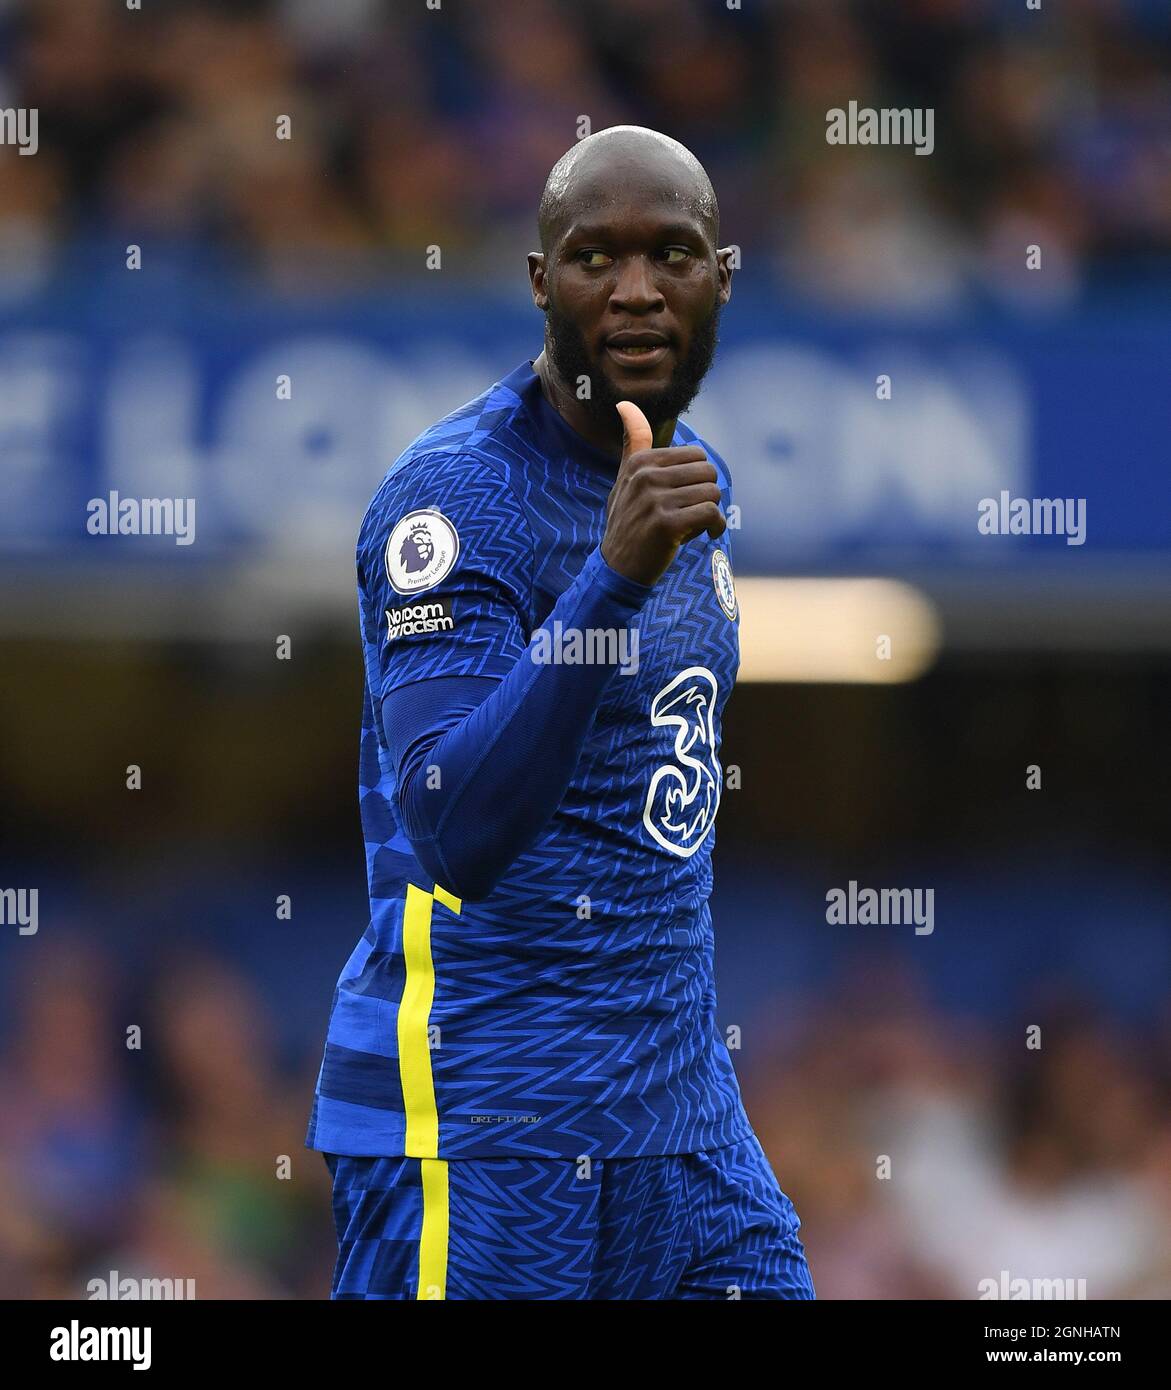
[306,359,751,1159]
[382,544,656,905]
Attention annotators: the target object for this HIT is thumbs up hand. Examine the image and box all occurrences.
[600,400,726,588]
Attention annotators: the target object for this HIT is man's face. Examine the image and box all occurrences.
[530,192,732,431]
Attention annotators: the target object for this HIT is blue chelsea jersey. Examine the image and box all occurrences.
[307,360,752,1159]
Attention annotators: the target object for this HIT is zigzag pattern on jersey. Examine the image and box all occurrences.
[463,415,738,918]
[425,900,747,1159]
[308,361,750,1160]
[360,416,737,921]
[360,452,536,688]
[314,878,750,1157]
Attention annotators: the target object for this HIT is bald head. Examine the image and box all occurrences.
[538,126,719,255]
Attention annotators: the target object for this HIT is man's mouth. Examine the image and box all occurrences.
[604,332,671,370]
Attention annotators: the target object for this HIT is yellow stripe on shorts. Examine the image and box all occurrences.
[417,1157,450,1300]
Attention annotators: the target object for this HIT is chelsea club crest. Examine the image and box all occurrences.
[711,548,737,621]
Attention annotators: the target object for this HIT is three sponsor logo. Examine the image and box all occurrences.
[643,666,722,858]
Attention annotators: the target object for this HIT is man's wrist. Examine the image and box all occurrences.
[587,545,656,610]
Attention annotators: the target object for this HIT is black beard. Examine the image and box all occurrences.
[544,297,721,438]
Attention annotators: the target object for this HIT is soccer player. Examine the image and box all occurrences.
[306,125,814,1300]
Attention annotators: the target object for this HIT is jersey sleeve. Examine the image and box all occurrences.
[357,451,534,701]
[709,441,735,564]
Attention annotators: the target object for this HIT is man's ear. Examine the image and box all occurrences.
[715,247,734,306]
[527,252,548,310]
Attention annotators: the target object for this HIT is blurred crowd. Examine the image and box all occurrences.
[0,0,1169,307]
[744,963,1171,1299]
[2,933,1168,1299]
[0,936,334,1298]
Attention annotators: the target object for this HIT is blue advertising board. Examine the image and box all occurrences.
[2,266,1168,579]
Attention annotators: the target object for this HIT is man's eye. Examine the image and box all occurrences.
[577,250,612,267]
[662,247,691,264]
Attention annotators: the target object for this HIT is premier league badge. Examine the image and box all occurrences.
[385,508,460,595]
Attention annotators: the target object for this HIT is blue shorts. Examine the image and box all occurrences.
[324,1133,814,1300]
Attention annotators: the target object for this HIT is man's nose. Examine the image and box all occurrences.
[609,256,666,314]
